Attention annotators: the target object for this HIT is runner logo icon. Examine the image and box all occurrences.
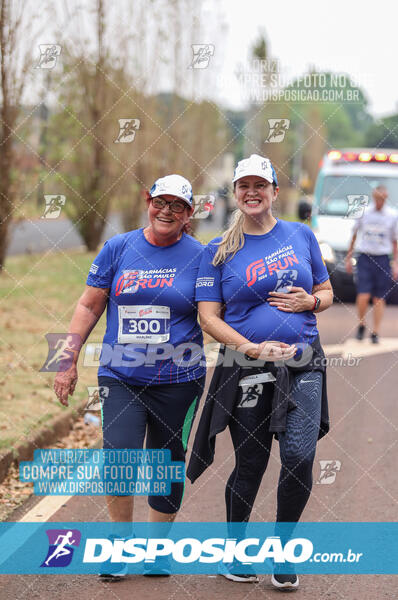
[41,195,66,219]
[238,384,263,408]
[316,460,342,484]
[189,44,215,69]
[40,333,81,372]
[345,195,369,219]
[265,119,290,143]
[114,119,140,143]
[274,269,298,293]
[35,44,62,69]
[192,195,215,219]
[86,386,109,411]
[41,529,81,568]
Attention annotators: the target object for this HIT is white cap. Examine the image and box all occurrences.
[232,154,278,185]
[149,174,193,207]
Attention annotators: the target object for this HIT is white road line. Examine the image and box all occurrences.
[19,495,72,522]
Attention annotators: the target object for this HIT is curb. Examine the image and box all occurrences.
[0,401,87,485]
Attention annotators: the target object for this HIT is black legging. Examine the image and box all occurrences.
[225,371,323,523]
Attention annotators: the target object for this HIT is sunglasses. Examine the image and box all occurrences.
[151,197,187,213]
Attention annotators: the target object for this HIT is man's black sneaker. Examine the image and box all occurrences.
[370,332,379,344]
[271,572,299,590]
[356,324,365,340]
[218,561,259,583]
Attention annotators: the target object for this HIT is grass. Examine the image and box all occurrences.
[0,248,106,454]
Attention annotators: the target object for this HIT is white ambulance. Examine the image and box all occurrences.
[310,148,398,302]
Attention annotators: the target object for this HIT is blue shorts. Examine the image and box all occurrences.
[98,375,205,513]
[356,253,392,298]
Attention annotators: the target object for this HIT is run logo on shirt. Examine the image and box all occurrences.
[246,254,299,287]
[115,270,143,295]
[246,259,267,286]
[115,269,176,296]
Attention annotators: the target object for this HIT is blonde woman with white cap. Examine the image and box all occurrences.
[54,174,206,579]
[188,155,333,589]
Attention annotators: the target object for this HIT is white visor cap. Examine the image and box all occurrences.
[150,174,193,207]
[232,154,278,185]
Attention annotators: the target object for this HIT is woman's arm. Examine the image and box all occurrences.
[311,279,334,313]
[54,285,109,406]
[345,230,357,274]
[69,285,109,346]
[198,301,296,361]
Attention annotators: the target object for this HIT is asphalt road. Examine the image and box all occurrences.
[7,214,124,255]
[7,212,222,255]
[2,304,398,599]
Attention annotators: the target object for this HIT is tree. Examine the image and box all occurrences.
[364,115,398,149]
[101,0,228,233]
[286,71,373,148]
[0,0,38,271]
[301,107,326,192]
[47,0,229,240]
[45,0,115,251]
[243,31,293,212]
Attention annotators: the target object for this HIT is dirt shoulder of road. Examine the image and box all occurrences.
[0,412,101,521]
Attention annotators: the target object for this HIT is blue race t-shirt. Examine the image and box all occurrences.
[195,220,329,345]
[86,228,206,385]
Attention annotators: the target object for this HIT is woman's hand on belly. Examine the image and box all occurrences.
[267,286,314,313]
[246,340,297,361]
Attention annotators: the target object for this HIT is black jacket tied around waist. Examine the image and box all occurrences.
[187,335,329,484]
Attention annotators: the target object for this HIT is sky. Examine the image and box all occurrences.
[28,0,397,121]
[215,0,397,118]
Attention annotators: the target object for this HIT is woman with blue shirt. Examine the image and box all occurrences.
[188,154,333,590]
[54,174,206,579]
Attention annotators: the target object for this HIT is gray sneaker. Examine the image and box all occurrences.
[99,535,129,581]
[99,563,128,581]
[271,572,299,590]
[218,561,259,583]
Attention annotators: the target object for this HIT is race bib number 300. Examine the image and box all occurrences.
[118,305,170,344]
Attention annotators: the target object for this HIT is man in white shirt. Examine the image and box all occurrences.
[345,185,398,343]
